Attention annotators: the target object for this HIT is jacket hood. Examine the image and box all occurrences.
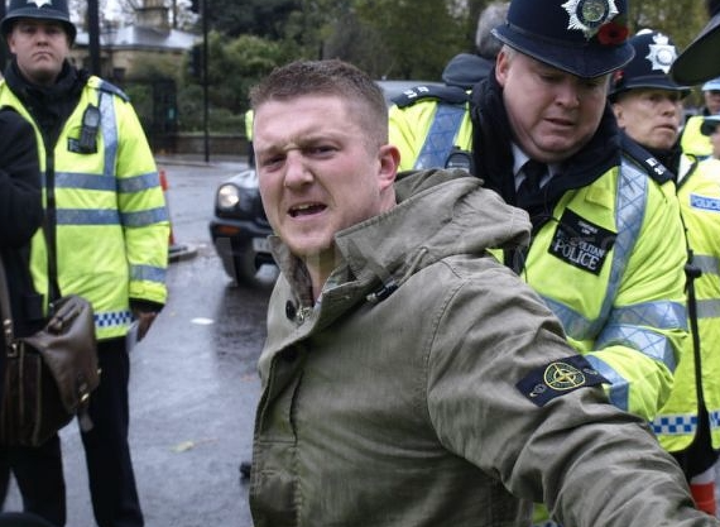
[270,169,530,304]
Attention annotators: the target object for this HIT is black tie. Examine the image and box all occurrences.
[517,160,546,207]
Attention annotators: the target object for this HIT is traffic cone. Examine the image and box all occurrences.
[690,469,717,516]
[159,168,196,263]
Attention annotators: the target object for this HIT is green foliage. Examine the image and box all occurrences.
[178,32,286,132]
[354,0,466,79]
[111,0,714,134]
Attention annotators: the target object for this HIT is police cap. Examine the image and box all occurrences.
[609,30,690,101]
[1,0,76,44]
[492,0,634,79]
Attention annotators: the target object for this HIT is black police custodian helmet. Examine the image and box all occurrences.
[1,0,76,44]
[492,0,634,79]
[608,30,690,101]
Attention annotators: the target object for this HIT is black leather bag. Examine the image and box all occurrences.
[0,259,100,447]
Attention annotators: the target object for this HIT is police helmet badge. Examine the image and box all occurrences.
[645,33,677,74]
[28,0,53,7]
[562,0,619,39]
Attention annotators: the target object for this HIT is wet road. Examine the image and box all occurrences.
[5,156,269,527]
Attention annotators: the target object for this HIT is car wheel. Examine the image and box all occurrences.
[231,248,261,286]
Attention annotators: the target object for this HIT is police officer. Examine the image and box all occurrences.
[680,77,720,160]
[610,28,720,516]
[0,1,169,526]
[389,1,688,522]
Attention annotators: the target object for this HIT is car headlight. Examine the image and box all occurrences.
[217,184,241,210]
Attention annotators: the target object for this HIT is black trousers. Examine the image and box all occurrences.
[1,338,144,527]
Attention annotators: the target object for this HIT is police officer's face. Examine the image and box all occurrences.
[496,49,609,164]
[612,89,684,151]
[7,19,70,87]
[705,90,720,114]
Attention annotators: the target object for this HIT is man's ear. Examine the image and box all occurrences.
[378,144,400,191]
[495,49,510,87]
[611,103,624,127]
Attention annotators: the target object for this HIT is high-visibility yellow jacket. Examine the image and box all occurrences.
[681,115,713,160]
[389,98,688,422]
[652,155,720,452]
[0,76,169,341]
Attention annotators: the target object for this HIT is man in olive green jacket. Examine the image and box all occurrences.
[248,58,718,527]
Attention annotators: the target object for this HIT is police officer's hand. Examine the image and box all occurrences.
[130,299,164,342]
[133,310,158,342]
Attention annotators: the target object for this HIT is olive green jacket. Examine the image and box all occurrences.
[250,169,710,527]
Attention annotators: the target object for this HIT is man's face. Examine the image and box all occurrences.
[496,49,610,163]
[7,19,70,86]
[705,89,720,114]
[612,89,684,151]
[254,94,398,264]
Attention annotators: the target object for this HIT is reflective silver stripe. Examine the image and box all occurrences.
[541,296,686,346]
[414,104,466,170]
[696,298,720,319]
[99,86,118,178]
[596,324,677,371]
[540,296,597,340]
[605,301,687,331]
[121,207,169,227]
[131,264,167,284]
[56,172,116,191]
[57,208,120,225]
[693,254,720,277]
[118,172,162,193]
[600,158,647,320]
[55,171,162,193]
[585,355,629,412]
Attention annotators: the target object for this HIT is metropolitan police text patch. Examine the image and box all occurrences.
[548,209,616,275]
[516,354,609,407]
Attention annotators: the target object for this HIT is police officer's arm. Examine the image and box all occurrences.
[114,94,170,311]
[0,110,42,247]
[589,179,688,420]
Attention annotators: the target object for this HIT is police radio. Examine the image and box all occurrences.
[78,104,101,153]
[445,147,475,176]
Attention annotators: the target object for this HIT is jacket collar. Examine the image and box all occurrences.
[270,169,531,314]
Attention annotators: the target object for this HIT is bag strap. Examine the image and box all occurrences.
[0,255,18,353]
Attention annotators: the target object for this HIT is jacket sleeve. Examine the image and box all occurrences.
[114,96,170,306]
[588,177,688,420]
[0,109,42,247]
[426,263,709,527]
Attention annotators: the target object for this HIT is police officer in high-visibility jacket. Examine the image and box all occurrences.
[610,28,720,516]
[0,0,169,525]
[680,77,720,160]
[391,0,686,422]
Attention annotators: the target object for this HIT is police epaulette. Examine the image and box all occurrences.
[620,134,674,184]
[391,84,469,108]
[97,79,130,102]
